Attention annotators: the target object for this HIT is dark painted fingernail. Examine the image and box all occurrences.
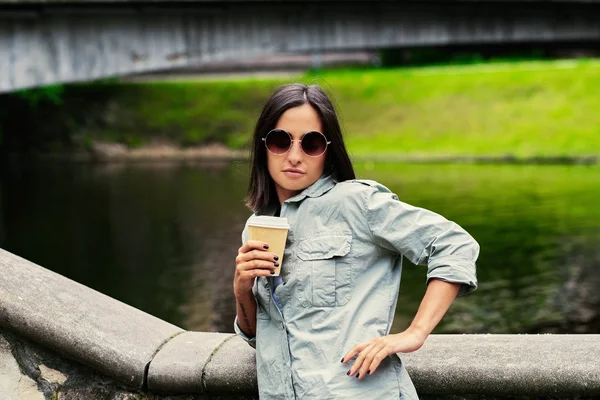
[340,358,344,363]
[263,244,269,249]
[356,373,360,379]
[274,262,280,267]
[273,255,279,261]
[367,370,371,375]
[346,371,351,376]
[270,270,274,275]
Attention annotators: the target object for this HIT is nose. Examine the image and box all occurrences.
[286,140,303,165]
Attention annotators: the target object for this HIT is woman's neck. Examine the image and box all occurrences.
[276,187,301,206]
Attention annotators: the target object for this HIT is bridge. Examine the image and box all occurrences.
[1,0,600,93]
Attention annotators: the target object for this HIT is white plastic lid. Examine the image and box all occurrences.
[247,215,289,229]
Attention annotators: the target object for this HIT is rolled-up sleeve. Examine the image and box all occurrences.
[234,316,257,348]
[364,182,479,295]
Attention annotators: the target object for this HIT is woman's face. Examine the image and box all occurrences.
[267,103,327,204]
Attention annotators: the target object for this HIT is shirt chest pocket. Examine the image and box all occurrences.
[297,234,354,307]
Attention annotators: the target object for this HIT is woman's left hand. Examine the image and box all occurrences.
[341,328,427,380]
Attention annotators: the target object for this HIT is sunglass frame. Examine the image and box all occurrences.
[262,129,331,157]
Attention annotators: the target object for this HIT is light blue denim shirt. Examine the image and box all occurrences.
[234,173,479,399]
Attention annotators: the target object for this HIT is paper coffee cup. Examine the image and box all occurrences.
[247,216,289,276]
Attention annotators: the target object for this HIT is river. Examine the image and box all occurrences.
[1,160,598,334]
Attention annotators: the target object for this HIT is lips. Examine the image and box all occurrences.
[283,169,306,178]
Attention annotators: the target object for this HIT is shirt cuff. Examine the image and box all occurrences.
[426,256,478,296]
[234,316,256,349]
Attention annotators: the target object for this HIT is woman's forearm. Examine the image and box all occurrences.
[343,278,462,376]
[408,278,461,339]
[236,291,257,338]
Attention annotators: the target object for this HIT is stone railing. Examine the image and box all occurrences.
[1,247,599,400]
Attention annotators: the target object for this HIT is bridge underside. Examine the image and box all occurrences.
[1,1,600,92]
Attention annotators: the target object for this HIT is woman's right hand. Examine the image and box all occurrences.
[234,240,280,297]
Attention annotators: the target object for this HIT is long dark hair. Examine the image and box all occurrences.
[246,83,355,212]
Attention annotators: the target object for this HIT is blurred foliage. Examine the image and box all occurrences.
[0,79,283,152]
[1,59,600,157]
[306,59,600,158]
[378,46,549,67]
[13,84,65,107]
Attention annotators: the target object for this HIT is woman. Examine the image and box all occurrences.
[233,83,479,399]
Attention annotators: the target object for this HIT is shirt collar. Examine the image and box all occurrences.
[284,172,337,204]
[256,173,337,216]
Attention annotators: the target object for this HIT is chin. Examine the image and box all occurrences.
[281,180,309,192]
[276,175,312,191]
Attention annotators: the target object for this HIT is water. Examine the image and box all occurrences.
[1,160,599,334]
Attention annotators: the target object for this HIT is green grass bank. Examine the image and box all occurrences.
[3,59,600,160]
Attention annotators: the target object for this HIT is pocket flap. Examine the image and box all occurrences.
[297,234,352,260]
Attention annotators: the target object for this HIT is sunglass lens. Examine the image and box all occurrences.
[266,130,291,154]
[302,132,327,156]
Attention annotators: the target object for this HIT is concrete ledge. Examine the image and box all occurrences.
[0,248,184,389]
[147,332,257,395]
[145,333,600,397]
[147,331,235,393]
[402,334,600,397]
[203,335,257,395]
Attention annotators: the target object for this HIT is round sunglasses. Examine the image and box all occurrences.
[262,129,331,157]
